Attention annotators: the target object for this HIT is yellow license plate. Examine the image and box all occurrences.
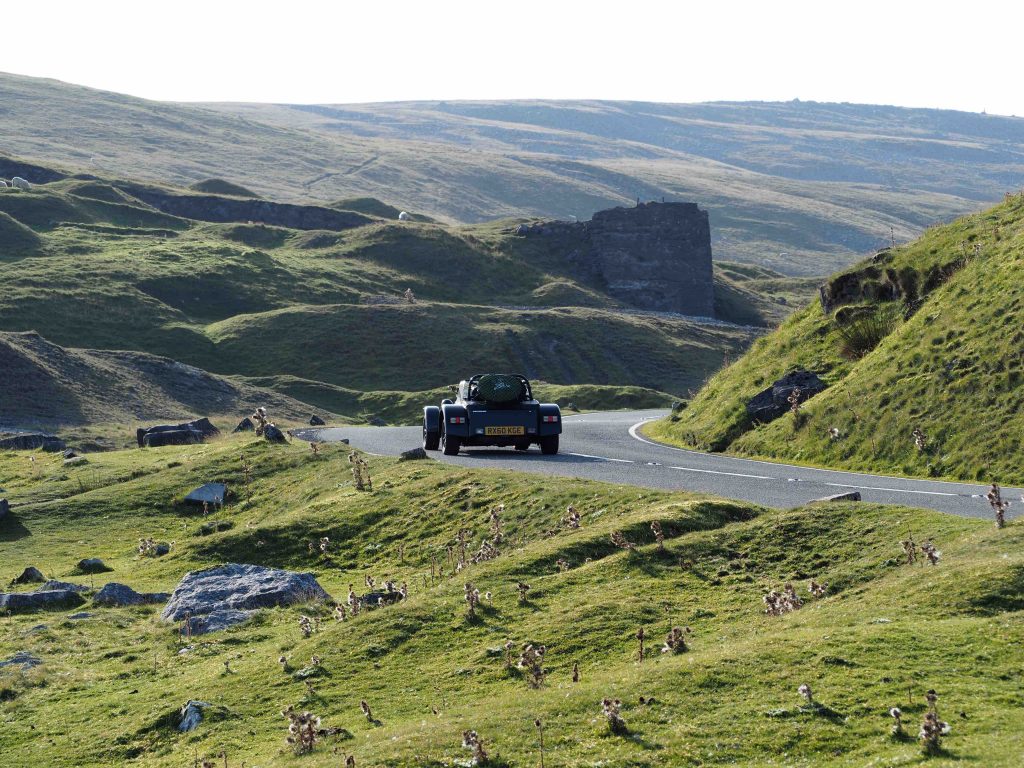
[485,426,525,436]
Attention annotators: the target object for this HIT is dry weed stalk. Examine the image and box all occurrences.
[890,707,904,737]
[464,582,481,618]
[808,580,828,598]
[572,661,580,682]
[564,504,581,529]
[635,627,646,661]
[798,683,813,705]
[912,427,927,452]
[987,483,1010,529]
[517,643,546,688]
[610,531,636,550]
[360,699,374,723]
[650,521,665,551]
[298,615,317,638]
[921,540,941,565]
[763,583,802,616]
[349,452,372,491]
[901,535,918,564]
[788,387,802,414]
[517,581,530,603]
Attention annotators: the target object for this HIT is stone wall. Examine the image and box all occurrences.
[518,202,715,316]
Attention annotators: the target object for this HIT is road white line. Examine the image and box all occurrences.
[821,482,960,498]
[669,466,775,480]
[569,452,634,464]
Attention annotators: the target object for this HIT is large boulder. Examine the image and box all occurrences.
[184,483,228,506]
[232,417,254,433]
[399,447,427,461]
[0,586,85,613]
[76,558,111,574]
[0,498,8,520]
[309,415,326,426]
[745,370,827,423]
[0,433,66,452]
[93,583,169,607]
[0,652,41,669]
[162,564,331,633]
[12,566,46,584]
[40,580,88,593]
[263,424,288,444]
[138,418,219,448]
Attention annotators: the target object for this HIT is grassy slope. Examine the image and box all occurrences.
[3,72,1012,274]
[0,180,763,417]
[0,436,1021,766]
[650,193,1024,484]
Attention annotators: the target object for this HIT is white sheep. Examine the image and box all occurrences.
[11,177,31,191]
[398,211,410,221]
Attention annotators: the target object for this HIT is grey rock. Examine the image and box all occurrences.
[162,563,331,623]
[138,418,220,448]
[0,587,85,613]
[180,609,254,636]
[813,491,862,503]
[40,580,88,593]
[154,542,172,556]
[67,612,94,620]
[184,482,227,506]
[27,624,49,633]
[0,498,7,519]
[93,583,169,607]
[309,415,326,426]
[178,700,211,732]
[232,417,254,433]
[0,651,41,669]
[76,558,110,573]
[745,370,827,423]
[12,566,46,584]
[368,417,387,427]
[64,456,88,467]
[359,590,404,609]
[263,424,288,444]
[62,449,78,459]
[0,433,66,452]
[399,447,427,461]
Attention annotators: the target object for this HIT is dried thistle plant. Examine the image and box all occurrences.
[763,583,803,616]
[564,504,581,529]
[890,707,904,737]
[298,615,316,638]
[282,705,320,754]
[347,585,361,617]
[349,452,372,491]
[828,427,841,440]
[912,427,927,452]
[808,579,828,598]
[610,531,635,550]
[788,386,802,414]
[252,406,269,436]
[489,504,504,544]
[335,603,347,622]
[635,627,646,661]
[601,697,627,734]
[901,535,918,564]
[318,537,330,555]
[360,700,374,723]
[310,442,320,456]
[555,558,569,573]
[517,643,546,688]
[798,683,813,705]
[650,521,665,551]
[464,582,481,619]
[404,287,416,304]
[987,483,1010,529]
[572,661,580,682]
[919,711,950,755]
[517,581,530,603]
[461,730,489,766]
[921,540,941,565]
[661,626,691,654]
[365,575,376,591]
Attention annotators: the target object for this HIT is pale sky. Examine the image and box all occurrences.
[3,0,1022,115]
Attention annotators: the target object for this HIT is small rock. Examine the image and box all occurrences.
[746,370,827,423]
[179,700,211,732]
[0,652,42,669]
[12,566,46,584]
[813,491,862,503]
[64,456,88,467]
[0,587,85,613]
[27,624,49,633]
[0,498,8,519]
[77,558,110,574]
[67,612,94,620]
[232,417,254,433]
[153,542,172,556]
[368,417,387,427]
[263,424,288,444]
[93,583,169,607]
[40,580,88,593]
[180,609,254,635]
[184,483,227,506]
[309,415,326,426]
[62,449,78,459]
[399,447,427,461]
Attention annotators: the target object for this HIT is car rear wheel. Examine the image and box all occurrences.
[441,430,461,456]
[539,435,559,455]
[423,421,440,451]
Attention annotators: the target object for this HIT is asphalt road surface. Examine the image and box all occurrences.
[294,410,1020,520]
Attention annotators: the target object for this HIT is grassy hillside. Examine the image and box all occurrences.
[650,192,1024,484]
[4,72,1016,274]
[0,169,765,427]
[1,434,1021,766]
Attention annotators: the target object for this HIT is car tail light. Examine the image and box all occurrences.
[543,415,559,423]
[449,416,466,424]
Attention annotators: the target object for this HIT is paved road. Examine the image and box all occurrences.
[294,410,1020,520]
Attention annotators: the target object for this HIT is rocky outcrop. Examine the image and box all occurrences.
[0,651,42,669]
[745,370,827,423]
[137,417,219,448]
[162,564,331,635]
[184,483,227,506]
[0,433,66,452]
[263,424,288,444]
[517,202,714,316]
[232,417,254,433]
[76,558,111,574]
[12,566,45,584]
[0,498,8,520]
[309,415,326,426]
[0,585,85,613]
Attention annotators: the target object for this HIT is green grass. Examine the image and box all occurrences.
[650,193,1024,484]
[1,435,1021,766]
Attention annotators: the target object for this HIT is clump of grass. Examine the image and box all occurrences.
[835,307,899,359]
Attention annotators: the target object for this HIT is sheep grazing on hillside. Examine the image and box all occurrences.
[11,177,31,191]
[398,211,410,221]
